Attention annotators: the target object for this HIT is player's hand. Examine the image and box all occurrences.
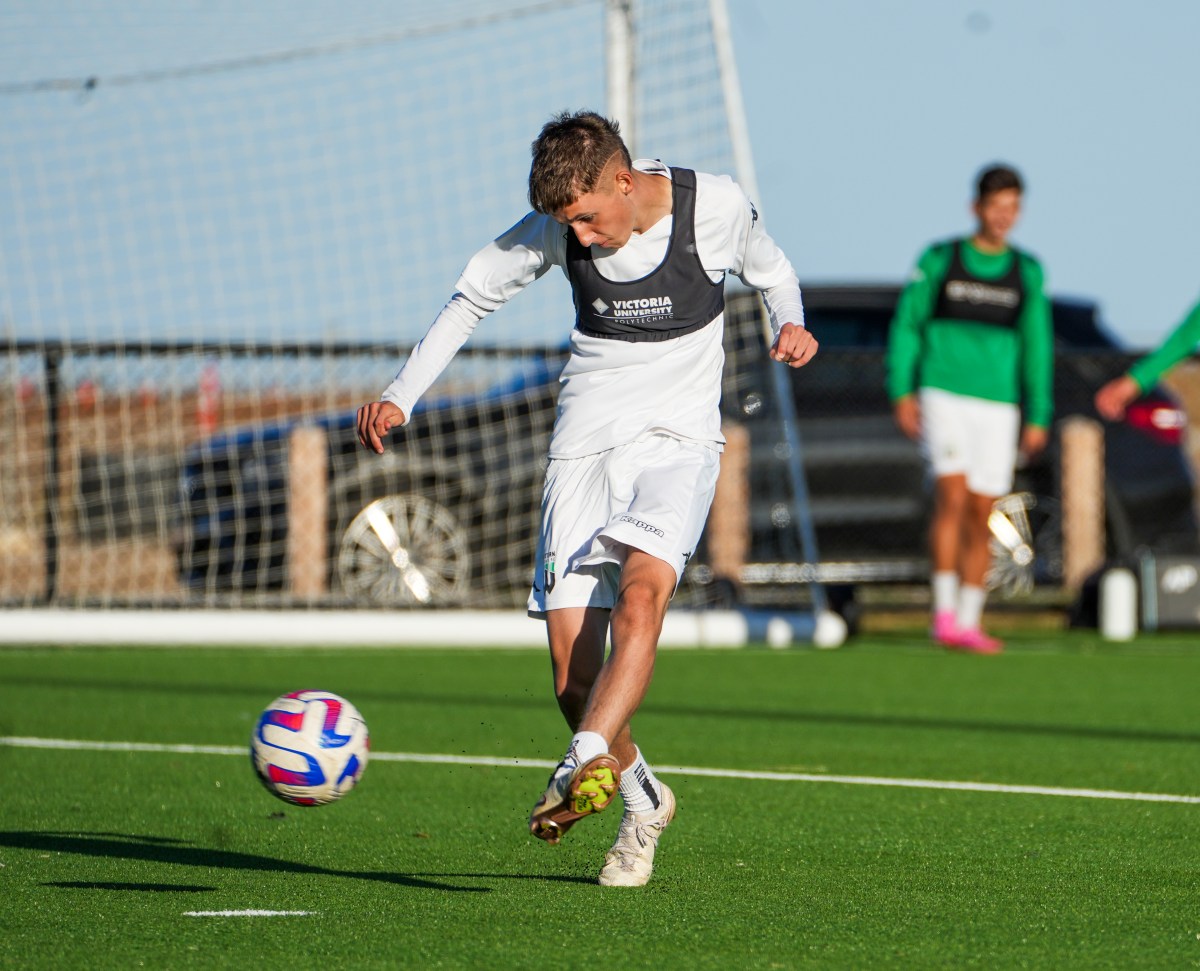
[1019,423,1049,461]
[892,394,921,441]
[769,322,818,368]
[1094,374,1140,421]
[356,400,405,454]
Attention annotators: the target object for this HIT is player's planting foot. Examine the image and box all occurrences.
[931,610,960,647]
[598,783,676,887]
[529,753,621,845]
[948,627,1003,655]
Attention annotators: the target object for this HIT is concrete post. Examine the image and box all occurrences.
[287,424,329,599]
[1060,415,1105,591]
[708,421,750,588]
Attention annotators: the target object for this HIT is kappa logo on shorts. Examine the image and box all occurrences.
[618,515,665,538]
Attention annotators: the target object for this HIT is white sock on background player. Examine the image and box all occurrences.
[957,584,987,631]
[933,570,958,616]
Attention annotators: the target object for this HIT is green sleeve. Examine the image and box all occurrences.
[886,245,949,401]
[1017,256,1054,428]
[1127,297,1200,391]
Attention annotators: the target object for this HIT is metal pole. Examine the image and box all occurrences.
[43,347,61,603]
[605,0,636,153]
[708,0,760,206]
[709,0,828,615]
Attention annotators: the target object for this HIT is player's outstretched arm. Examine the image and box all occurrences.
[769,321,818,368]
[356,400,406,454]
[1094,374,1140,421]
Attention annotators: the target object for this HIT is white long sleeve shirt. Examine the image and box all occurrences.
[381,159,804,459]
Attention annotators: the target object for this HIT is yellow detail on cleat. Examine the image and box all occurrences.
[529,754,622,844]
[571,766,617,814]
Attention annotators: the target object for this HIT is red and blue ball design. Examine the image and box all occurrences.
[251,690,369,806]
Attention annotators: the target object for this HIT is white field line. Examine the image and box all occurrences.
[3,735,1198,806]
[184,910,314,917]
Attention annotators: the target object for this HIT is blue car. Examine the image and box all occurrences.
[177,351,563,607]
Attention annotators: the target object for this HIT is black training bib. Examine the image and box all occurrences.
[933,239,1025,329]
[566,167,725,342]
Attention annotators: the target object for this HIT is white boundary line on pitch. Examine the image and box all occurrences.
[184,910,315,917]
[0,608,835,648]
[3,735,1197,805]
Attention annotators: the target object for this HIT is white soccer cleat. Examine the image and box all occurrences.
[598,783,676,887]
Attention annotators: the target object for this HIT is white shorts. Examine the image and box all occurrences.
[526,434,721,617]
[919,387,1020,497]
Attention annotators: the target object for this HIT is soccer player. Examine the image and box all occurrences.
[357,110,816,886]
[1095,295,1200,420]
[886,164,1053,654]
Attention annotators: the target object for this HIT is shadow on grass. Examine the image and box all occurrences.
[2,831,502,892]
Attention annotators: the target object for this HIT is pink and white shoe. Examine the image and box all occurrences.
[931,610,960,647]
[948,627,1003,655]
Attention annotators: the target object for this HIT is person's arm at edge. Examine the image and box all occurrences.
[1128,296,1200,390]
[1099,295,1200,417]
[1096,296,1200,420]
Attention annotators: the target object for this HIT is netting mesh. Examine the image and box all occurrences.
[0,0,747,606]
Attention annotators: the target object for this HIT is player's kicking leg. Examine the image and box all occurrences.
[527,439,715,881]
[530,555,678,875]
[530,606,621,843]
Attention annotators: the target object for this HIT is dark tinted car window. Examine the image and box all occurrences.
[805,308,893,348]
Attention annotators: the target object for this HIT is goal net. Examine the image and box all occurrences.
[0,0,765,610]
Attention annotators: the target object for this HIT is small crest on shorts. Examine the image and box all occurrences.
[542,552,556,594]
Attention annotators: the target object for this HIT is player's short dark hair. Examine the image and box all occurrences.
[528,110,632,215]
[975,164,1023,201]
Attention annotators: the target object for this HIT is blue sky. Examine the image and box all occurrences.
[2,1,1197,349]
[731,1,1200,345]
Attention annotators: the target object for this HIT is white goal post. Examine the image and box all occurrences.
[0,1,839,644]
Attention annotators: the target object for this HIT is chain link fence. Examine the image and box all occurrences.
[4,292,1197,609]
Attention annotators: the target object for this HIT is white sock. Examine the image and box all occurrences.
[957,585,987,631]
[563,731,608,769]
[933,571,958,615]
[618,747,663,814]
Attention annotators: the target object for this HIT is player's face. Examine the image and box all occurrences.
[973,188,1021,248]
[554,173,635,250]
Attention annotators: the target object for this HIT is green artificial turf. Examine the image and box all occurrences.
[0,630,1197,969]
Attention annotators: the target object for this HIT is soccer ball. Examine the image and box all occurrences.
[250,690,370,806]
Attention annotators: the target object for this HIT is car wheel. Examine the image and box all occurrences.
[336,494,470,607]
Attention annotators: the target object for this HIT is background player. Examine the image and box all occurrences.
[886,164,1053,654]
[357,111,816,886]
